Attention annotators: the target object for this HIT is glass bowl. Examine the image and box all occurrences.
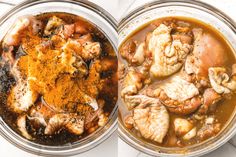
[118,0,236,156]
[0,0,117,156]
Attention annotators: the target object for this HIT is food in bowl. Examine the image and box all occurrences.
[119,17,236,147]
[0,12,117,145]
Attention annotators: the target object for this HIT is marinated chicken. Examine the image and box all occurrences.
[184,28,226,78]
[0,13,117,145]
[124,95,169,143]
[148,24,192,77]
[143,75,202,115]
[119,17,236,147]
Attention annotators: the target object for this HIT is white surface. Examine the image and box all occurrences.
[118,0,236,157]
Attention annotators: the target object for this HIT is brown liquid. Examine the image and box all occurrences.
[119,17,236,147]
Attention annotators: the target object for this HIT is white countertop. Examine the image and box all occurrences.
[0,0,236,157]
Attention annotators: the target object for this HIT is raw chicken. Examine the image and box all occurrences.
[7,80,38,113]
[63,38,101,61]
[44,16,64,35]
[185,28,226,77]
[121,68,144,98]
[25,96,101,136]
[174,118,193,136]
[173,118,196,140]
[4,15,42,46]
[2,16,42,66]
[198,88,221,114]
[208,65,236,94]
[148,24,192,77]
[131,42,145,65]
[125,95,169,143]
[59,24,75,39]
[7,58,38,113]
[143,76,202,115]
[81,41,101,60]
[162,76,199,102]
[120,41,136,64]
[44,113,84,135]
[17,114,33,140]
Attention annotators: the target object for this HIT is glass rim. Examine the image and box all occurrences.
[118,0,236,33]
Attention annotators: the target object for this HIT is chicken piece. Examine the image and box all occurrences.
[173,117,197,140]
[47,22,74,39]
[62,38,101,61]
[44,16,64,35]
[208,65,236,94]
[29,97,99,133]
[185,55,197,75]
[1,45,15,65]
[60,49,88,78]
[3,16,42,46]
[7,80,38,113]
[143,76,202,115]
[124,94,155,110]
[182,127,197,140]
[185,28,226,77]
[81,42,101,60]
[74,20,92,34]
[59,24,75,39]
[172,34,192,44]
[120,41,136,64]
[148,24,192,77]
[31,17,43,35]
[7,58,38,113]
[131,42,146,65]
[84,99,104,128]
[162,76,199,102]
[124,114,134,129]
[121,68,144,98]
[174,118,193,136]
[166,96,202,115]
[197,117,221,140]
[198,88,222,114]
[83,95,99,110]
[125,95,169,143]
[98,113,108,127]
[29,106,48,128]
[77,34,93,45]
[118,60,125,80]
[120,41,146,65]
[35,40,52,54]
[49,34,66,50]
[17,114,33,140]
[62,38,82,54]
[44,113,84,135]
[10,56,28,80]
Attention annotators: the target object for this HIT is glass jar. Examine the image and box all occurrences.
[0,0,117,156]
[118,0,236,156]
